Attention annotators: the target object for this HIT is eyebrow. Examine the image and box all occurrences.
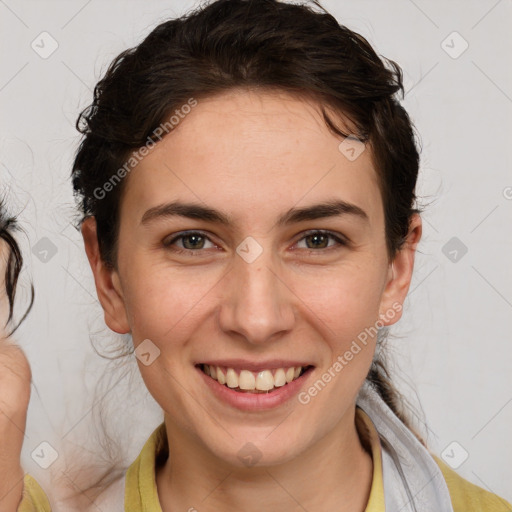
[140,199,369,228]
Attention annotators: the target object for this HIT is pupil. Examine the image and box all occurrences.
[184,234,203,249]
[307,234,327,249]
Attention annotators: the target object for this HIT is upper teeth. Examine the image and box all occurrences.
[202,364,305,391]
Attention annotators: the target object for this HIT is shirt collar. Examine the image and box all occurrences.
[125,407,385,511]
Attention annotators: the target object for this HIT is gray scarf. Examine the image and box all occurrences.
[356,381,454,511]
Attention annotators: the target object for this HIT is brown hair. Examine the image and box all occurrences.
[0,202,34,335]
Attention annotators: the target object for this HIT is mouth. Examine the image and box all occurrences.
[196,363,314,394]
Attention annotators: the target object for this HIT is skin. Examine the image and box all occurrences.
[0,240,32,511]
[83,88,421,511]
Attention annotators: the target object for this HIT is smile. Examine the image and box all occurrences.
[196,362,315,411]
[200,364,313,393]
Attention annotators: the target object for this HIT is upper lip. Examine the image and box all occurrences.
[196,359,314,372]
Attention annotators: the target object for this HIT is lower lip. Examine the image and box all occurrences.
[196,365,315,411]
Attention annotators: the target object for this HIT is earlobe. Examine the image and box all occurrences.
[81,217,130,334]
[379,214,422,326]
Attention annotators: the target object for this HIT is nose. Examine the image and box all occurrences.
[218,245,296,345]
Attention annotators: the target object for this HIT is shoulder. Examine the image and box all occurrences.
[431,454,512,511]
[18,474,51,512]
[124,423,167,511]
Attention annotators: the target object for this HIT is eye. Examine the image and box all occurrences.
[294,230,347,252]
[163,231,217,255]
[163,229,348,257]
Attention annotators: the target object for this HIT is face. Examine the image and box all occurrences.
[83,88,421,468]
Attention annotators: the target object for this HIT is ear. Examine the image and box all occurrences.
[378,214,422,326]
[81,217,130,334]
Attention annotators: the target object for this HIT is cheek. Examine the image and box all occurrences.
[294,263,386,335]
[121,259,222,343]
[120,230,388,341]
[292,264,385,396]
[121,263,219,417]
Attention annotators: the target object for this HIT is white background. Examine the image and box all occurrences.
[1,0,511,506]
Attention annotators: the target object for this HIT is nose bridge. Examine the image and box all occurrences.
[218,239,295,344]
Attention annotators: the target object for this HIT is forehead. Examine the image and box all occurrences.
[121,88,382,227]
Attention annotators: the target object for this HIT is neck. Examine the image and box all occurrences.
[156,406,374,512]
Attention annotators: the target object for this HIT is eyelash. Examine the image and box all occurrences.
[163,229,348,256]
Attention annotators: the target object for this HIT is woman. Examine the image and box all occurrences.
[0,204,49,511]
[11,0,512,510]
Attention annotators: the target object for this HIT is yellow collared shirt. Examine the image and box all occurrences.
[17,409,512,511]
[123,409,512,511]
[17,474,51,512]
